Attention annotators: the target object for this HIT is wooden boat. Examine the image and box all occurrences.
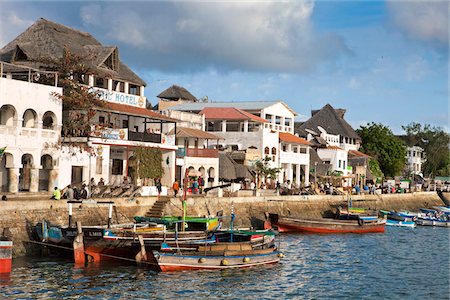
[386,219,416,228]
[437,190,450,207]
[0,229,12,274]
[147,230,282,272]
[416,216,450,227]
[379,210,417,222]
[266,213,386,234]
[134,215,222,232]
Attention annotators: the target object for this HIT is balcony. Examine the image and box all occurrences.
[128,131,161,143]
[177,148,219,158]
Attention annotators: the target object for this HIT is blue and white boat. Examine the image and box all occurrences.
[386,219,416,228]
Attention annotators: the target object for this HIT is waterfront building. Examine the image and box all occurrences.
[168,101,311,186]
[405,146,425,177]
[0,18,178,191]
[0,62,62,193]
[296,104,363,186]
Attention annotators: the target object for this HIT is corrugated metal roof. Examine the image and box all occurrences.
[173,127,222,139]
[99,102,177,121]
[168,101,281,112]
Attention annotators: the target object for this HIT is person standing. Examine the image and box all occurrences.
[173,180,180,197]
[51,187,61,200]
[156,178,162,200]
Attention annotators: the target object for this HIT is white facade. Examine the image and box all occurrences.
[0,64,62,193]
[406,146,425,176]
[279,142,310,186]
[317,147,349,176]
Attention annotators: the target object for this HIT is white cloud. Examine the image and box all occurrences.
[0,11,33,47]
[387,1,449,45]
[78,0,350,73]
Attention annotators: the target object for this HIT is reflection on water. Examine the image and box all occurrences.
[1,227,449,299]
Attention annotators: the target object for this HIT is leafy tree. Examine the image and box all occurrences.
[134,147,164,181]
[368,158,383,183]
[402,122,450,178]
[356,122,406,177]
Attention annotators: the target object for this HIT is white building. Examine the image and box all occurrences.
[0,62,62,193]
[169,101,311,186]
[406,146,425,177]
[0,18,178,192]
[296,104,362,184]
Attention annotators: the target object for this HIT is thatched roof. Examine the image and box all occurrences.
[295,104,360,140]
[158,85,197,102]
[219,152,237,180]
[0,18,146,86]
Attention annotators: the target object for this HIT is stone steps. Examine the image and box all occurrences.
[145,197,170,218]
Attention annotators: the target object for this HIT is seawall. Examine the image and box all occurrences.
[0,192,441,258]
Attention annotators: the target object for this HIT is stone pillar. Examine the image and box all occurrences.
[304,164,310,186]
[124,82,129,94]
[108,78,113,91]
[29,168,39,192]
[88,75,94,87]
[48,169,59,191]
[296,164,301,186]
[243,120,249,132]
[8,168,19,193]
[287,163,293,185]
[221,120,227,132]
[140,86,145,96]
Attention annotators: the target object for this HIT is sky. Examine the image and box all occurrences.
[0,0,448,134]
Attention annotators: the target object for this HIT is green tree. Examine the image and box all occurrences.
[402,122,450,178]
[356,122,406,177]
[134,147,164,181]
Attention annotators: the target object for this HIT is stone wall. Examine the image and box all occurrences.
[0,192,441,258]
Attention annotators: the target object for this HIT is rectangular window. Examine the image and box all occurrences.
[112,159,123,175]
[265,114,272,122]
[122,120,129,129]
[129,84,139,95]
[96,157,103,174]
[343,161,346,169]
[282,145,287,152]
[275,116,281,125]
[338,160,341,168]
[299,147,307,154]
[285,118,291,126]
[99,116,105,124]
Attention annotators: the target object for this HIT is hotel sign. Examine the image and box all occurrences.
[91,125,128,141]
[90,87,146,108]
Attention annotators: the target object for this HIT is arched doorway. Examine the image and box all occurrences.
[0,152,14,192]
[22,109,37,128]
[39,155,53,191]
[20,154,34,191]
[0,105,17,126]
[208,167,215,187]
[42,111,57,130]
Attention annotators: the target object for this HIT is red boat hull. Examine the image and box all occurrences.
[0,241,13,273]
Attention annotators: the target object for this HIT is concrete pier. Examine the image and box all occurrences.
[0,192,442,257]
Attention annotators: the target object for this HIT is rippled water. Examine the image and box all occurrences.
[1,227,449,299]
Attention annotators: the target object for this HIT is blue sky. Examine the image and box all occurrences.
[0,0,448,133]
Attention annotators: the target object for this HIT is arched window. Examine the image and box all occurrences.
[22,109,37,128]
[0,105,17,126]
[264,147,270,154]
[271,147,277,155]
[43,111,57,130]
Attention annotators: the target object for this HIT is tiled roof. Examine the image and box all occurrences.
[348,150,371,158]
[279,132,310,145]
[199,107,268,123]
[99,102,177,121]
[174,127,222,139]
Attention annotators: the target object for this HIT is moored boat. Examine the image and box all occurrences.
[266,213,386,234]
[0,229,12,274]
[148,230,282,272]
[386,219,416,228]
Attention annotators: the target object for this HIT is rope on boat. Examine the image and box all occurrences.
[24,240,157,266]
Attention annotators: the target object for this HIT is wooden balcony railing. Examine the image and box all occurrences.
[177,148,219,158]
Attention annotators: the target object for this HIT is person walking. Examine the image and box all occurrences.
[51,187,61,200]
[173,180,180,197]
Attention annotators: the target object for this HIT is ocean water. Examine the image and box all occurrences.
[1,226,449,299]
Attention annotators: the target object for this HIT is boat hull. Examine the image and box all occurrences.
[153,249,281,272]
[416,218,450,227]
[0,241,13,274]
[268,214,385,234]
[386,219,416,228]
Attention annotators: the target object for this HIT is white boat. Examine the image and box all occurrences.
[386,219,416,228]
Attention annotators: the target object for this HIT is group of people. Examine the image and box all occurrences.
[51,177,106,201]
